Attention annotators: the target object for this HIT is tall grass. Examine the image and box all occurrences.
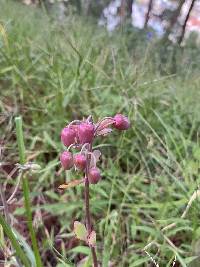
[0,1,200,266]
[15,117,43,267]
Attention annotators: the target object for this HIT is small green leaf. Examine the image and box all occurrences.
[131,222,137,239]
[74,221,87,241]
[69,246,90,255]
[0,225,5,247]
[184,256,198,264]
[185,160,198,175]
[193,147,200,161]
[87,231,96,247]
[131,257,149,266]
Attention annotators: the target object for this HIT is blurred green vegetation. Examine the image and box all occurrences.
[0,1,200,266]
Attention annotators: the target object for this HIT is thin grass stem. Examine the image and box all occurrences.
[0,213,30,267]
[15,116,43,267]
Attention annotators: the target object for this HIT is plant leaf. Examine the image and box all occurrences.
[87,231,96,247]
[74,221,87,241]
[69,246,90,255]
[58,179,84,189]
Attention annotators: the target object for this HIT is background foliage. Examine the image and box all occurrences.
[0,0,200,266]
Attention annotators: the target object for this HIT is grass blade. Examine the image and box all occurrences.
[15,116,43,267]
[0,213,30,267]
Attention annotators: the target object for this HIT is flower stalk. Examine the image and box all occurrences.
[59,114,130,267]
[84,143,98,266]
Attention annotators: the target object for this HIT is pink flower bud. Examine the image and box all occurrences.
[61,126,76,147]
[78,122,94,144]
[88,167,101,184]
[113,114,130,130]
[74,154,87,170]
[60,151,74,170]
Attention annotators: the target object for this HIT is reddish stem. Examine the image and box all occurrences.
[84,143,98,267]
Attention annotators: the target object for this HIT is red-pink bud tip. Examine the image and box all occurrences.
[113,114,130,130]
[61,126,76,147]
[74,154,87,170]
[78,122,94,144]
[88,167,101,184]
[60,151,74,170]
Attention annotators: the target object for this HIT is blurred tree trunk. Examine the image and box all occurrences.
[163,0,185,40]
[127,0,134,17]
[178,0,196,44]
[83,0,92,16]
[119,0,126,22]
[119,0,134,22]
[75,0,82,14]
[144,0,153,28]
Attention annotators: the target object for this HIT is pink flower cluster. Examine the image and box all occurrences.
[60,114,130,184]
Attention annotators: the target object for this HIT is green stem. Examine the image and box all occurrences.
[0,213,30,267]
[84,143,98,267]
[15,117,43,267]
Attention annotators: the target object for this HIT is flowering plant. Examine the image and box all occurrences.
[59,114,130,266]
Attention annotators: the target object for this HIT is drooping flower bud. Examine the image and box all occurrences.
[113,114,130,130]
[60,151,74,170]
[61,126,76,147]
[78,122,94,144]
[88,167,101,184]
[74,154,87,171]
